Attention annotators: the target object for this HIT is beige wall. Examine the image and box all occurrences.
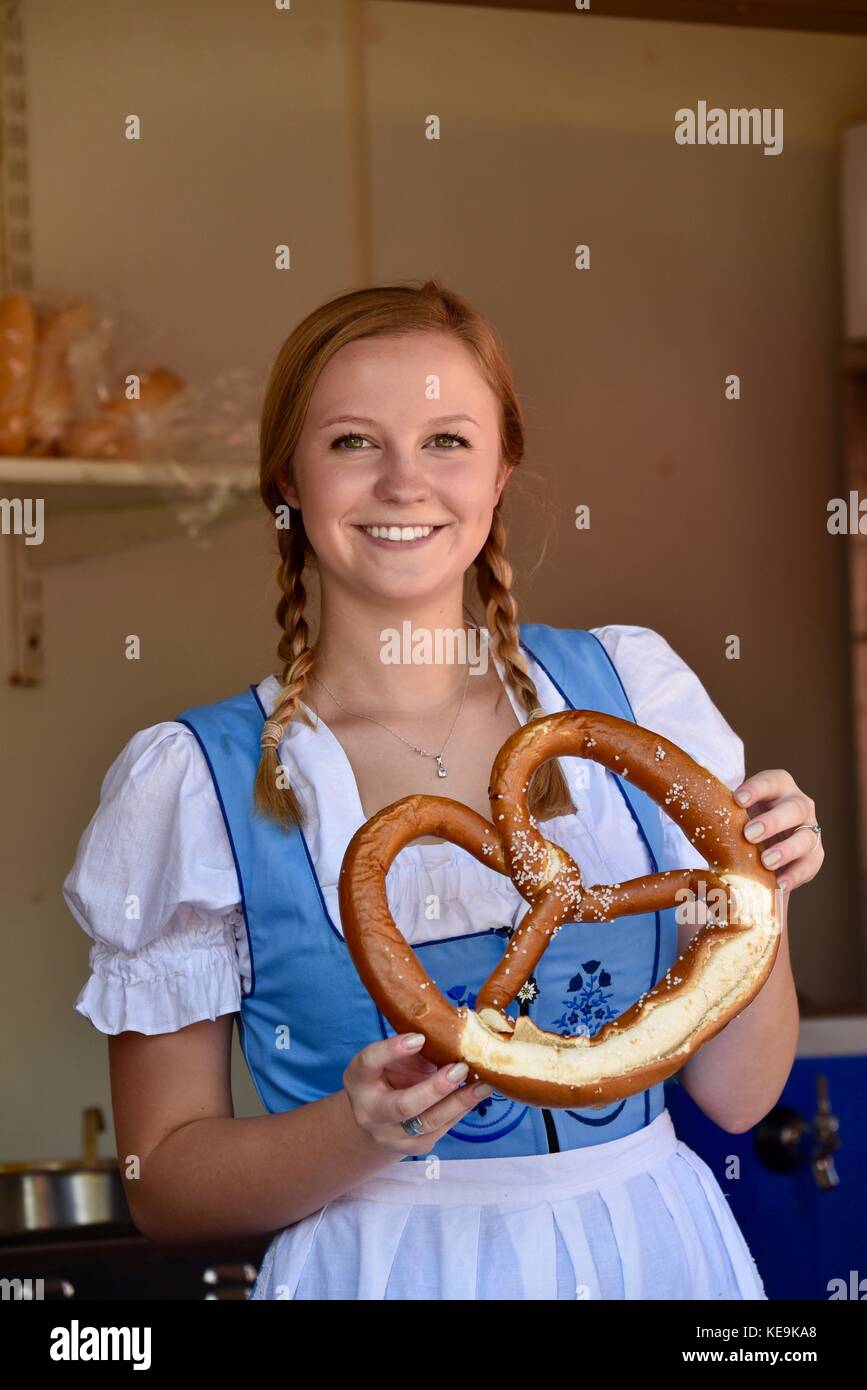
[3,0,865,1160]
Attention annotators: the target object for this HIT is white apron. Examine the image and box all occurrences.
[251,1109,767,1300]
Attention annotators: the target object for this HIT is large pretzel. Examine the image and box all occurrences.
[338,712,780,1108]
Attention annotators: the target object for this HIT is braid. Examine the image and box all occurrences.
[253,515,317,829]
[474,504,576,822]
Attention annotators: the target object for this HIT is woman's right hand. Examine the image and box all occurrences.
[343,1033,492,1155]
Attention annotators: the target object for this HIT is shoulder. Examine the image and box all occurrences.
[63,719,237,945]
[77,718,223,844]
[586,623,745,790]
[98,718,211,793]
[63,718,243,1035]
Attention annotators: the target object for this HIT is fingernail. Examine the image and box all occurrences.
[744,821,764,841]
[762,848,782,867]
[447,1062,469,1081]
[473,1083,493,1097]
[404,1033,425,1049]
[735,790,750,804]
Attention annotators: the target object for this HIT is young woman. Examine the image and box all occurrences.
[63,280,823,1300]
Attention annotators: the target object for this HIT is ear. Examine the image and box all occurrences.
[277,471,301,509]
[495,463,514,500]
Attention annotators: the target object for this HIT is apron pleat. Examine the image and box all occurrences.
[673,1143,767,1299]
[479,1202,559,1300]
[596,1183,644,1299]
[549,1199,603,1300]
[647,1160,718,1298]
[251,1205,328,1299]
[330,1200,416,1299]
[382,1205,482,1299]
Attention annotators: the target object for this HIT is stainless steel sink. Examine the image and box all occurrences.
[0,1106,133,1239]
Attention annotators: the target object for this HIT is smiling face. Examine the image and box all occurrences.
[278,331,512,609]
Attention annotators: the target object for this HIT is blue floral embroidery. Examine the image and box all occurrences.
[445,924,523,1015]
[446,983,477,1011]
[550,959,618,1038]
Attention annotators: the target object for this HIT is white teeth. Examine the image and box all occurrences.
[361,524,436,541]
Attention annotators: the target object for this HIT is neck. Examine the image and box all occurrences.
[310,587,489,716]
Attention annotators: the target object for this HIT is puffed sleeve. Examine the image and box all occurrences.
[62,722,245,1036]
[590,624,746,872]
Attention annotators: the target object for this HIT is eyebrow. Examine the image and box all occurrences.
[316,413,481,430]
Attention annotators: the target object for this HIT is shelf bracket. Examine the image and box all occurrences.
[1,528,44,687]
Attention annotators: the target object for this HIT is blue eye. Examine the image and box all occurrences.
[330,432,471,451]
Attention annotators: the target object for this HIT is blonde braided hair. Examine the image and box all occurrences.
[253,515,318,828]
[473,504,575,821]
[253,279,575,829]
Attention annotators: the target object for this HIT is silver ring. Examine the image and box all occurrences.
[796,821,821,850]
[401,1115,424,1137]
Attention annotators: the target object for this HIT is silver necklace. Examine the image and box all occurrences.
[310,659,472,778]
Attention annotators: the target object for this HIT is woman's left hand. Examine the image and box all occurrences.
[734,770,824,893]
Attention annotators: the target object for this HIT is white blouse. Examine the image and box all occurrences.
[62,625,746,1038]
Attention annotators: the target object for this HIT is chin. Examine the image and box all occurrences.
[361,578,447,605]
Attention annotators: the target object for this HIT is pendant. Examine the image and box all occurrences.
[435,755,447,778]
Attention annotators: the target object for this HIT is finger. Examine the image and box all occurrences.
[415,1079,494,1140]
[382,1054,439,1087]
[776,852,824,893]
[396,1075,494,1147]
[349,1032,427,1085]
[734,769,797,808]
[756,824,823,872]
[743,792,815,846]
[387,1054,439,1077]
[381,1061,479,1128]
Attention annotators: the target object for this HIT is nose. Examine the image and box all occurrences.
[372,448,433,505]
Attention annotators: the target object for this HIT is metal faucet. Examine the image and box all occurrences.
[811,1074,840,1189]
[753,1073,841,1188]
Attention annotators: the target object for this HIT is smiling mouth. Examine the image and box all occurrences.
[354,523,447,546]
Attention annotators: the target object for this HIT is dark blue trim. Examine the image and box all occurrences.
[446,1106,530,1143]
[585,630,639,721]
[242,682,383,1046]
[249,682,347,947]
[565,1099,627,1126]
[415,928,505,949]
[177,711,278,1117]
[177,715,257,1000]
[398,1097,531,1152]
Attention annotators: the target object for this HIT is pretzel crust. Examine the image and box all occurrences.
[338,711,780,1109]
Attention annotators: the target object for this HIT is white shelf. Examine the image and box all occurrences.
[0,456,260,567]
[0,456,258,488]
